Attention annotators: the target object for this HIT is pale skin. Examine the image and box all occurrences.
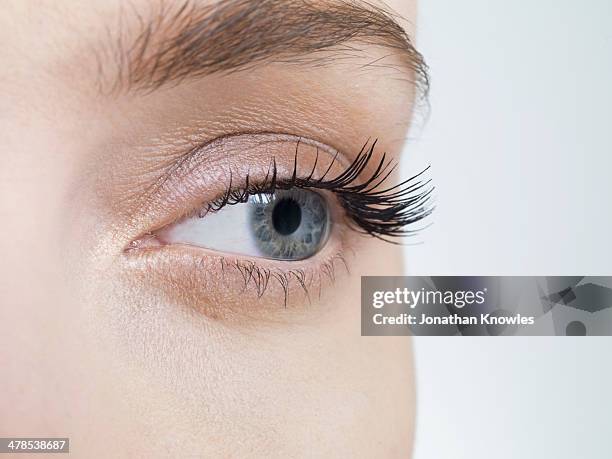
[0,1,420,457]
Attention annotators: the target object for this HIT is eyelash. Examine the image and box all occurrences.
[131,138,434,308]
[200,139,435,242]
[219,251,350,305]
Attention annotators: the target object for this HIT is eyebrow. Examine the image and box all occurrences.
[100,0,429,95]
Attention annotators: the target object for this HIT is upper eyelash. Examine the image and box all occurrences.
[201,139,435,242]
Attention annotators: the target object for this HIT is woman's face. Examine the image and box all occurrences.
[0,1,424,456]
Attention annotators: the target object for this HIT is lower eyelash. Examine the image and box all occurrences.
[221,250,350,307]
[203,139,435,242]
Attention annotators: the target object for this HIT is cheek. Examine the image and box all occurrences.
[65,234,410,456]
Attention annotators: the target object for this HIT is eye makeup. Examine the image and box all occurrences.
[198,138,434,241]
[123,132,433,313]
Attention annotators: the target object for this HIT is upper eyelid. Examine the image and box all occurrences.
[126,133,353,244]
[179,132,349,173]
[152,135,434,243]
[148,132,349,203]
[148,131,374,228]
[197,143,357,216]
[199,140,435,241]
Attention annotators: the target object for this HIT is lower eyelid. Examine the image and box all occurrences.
[122,212,356,315]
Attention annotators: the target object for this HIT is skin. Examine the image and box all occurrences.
[0,1,419,457]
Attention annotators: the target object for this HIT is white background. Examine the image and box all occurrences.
[402,1,612,457]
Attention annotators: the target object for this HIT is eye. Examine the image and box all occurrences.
[159,188,331,261]
[125,136,434,309]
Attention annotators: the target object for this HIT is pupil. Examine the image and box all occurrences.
[272,198,302,235]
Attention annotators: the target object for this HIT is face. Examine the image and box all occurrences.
[0,1,427,457]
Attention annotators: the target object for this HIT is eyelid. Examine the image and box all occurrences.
[126,131,433,255]
[126,133,351,249]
